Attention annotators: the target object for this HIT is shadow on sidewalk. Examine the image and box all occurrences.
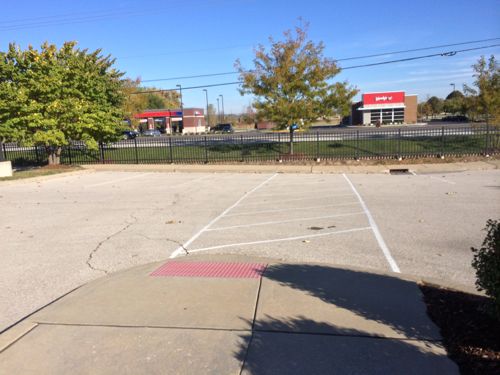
[234,264,457,375]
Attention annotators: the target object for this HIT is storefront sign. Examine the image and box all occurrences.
[363,92,405,105]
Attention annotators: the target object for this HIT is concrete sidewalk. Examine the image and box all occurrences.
[0,255,458,374]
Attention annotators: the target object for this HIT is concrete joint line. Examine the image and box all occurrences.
[86,214,139,274]
[169,174,278,258]
[342,174,401,273]
[239,274,265,375]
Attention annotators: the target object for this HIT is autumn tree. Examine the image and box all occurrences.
[0,42,125,164]
[122,79,180,127]
[235,25,357,129]
[464,55,500,124]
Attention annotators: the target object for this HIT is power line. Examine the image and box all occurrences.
[139,38,499,83]
[335,37,500,61]
[130,43,500,95]
[341,43,500,69]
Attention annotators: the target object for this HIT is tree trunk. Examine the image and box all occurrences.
[47,146,62,165]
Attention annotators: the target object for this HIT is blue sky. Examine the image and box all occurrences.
[1,0,499,113]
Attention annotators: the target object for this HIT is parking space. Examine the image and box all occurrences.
[172,174,400,275]
[1,168,498,332]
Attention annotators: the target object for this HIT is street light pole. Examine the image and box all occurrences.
[176,84,183,133]
[203,89,209,131]
[219,95,224,123]
[216,97,220,124]
[450,83,455,92]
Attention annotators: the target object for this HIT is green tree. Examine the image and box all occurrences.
[0,42,125,164]
[235,24,357,129]
[426,96,443,118]
[464,55,500,124]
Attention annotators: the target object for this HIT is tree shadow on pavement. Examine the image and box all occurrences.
[234,264,459,375]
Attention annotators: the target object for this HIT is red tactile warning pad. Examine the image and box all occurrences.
[150,261,267,278]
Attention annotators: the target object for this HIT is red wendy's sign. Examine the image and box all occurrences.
[363,92,405,105]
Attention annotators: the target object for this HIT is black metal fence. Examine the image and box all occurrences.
[3,125,499,166]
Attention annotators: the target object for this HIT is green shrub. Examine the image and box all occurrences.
[471,219,500,319]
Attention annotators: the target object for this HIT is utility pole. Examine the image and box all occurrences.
[203,89,210,131]
[216,97,220,124]
[176,84,183,133]
[219,95,225,123]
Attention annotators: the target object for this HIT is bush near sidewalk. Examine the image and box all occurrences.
[471,219,500,319]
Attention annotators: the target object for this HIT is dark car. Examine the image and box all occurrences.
[122,130,138,139]
[210,123,234,133]
[142,129,162,137]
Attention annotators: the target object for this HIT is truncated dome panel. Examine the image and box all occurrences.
[150,261,267,278]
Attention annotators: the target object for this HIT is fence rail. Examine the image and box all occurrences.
[3,125,499,166]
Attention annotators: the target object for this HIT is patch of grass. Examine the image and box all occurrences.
[0,165,81,181]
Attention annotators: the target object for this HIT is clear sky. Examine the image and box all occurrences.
[1,0,499,113]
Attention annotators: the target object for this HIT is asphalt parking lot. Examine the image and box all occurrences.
[1,168,499,332]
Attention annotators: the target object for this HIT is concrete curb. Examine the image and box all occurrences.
[79,160,499,174]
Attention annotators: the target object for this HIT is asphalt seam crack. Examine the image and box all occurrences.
[86,214,138,275]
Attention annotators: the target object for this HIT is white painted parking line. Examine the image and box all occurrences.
[169,173,278,258]
[410,171,417,176]
[342,174,401,273]
[188,226,372,254]
[237,193,355,207]
[429,176,456,185]
[85,172,152,188]
[252,188,351,199]
[224,202,359,217]
[206,212,365,231]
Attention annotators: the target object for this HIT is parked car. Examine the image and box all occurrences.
[122,130,138,140]
[142,129,162,137]
[210,123,234,133]
[441,115,469,122]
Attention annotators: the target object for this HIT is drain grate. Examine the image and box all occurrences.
[389,168,411,175]
[150,261,267,278]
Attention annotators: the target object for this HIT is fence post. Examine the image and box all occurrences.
[441,127,445,157]
[397,128,402,159]
[67,144,72,165]
[204,136,208,163]
[316,132,320,161]
[355,130,360,160]
[169,136,173,163]
[277,133,281,160]
[99,142,105,164]
[485,123,490,155]
[240,134,244,162]
[134,137,139,164]
[34,145,40,164]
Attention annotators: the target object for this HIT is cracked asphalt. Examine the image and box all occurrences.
[0,171,267,331]
[1,168,499,332]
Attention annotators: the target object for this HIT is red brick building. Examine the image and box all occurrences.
[351,91,417,125]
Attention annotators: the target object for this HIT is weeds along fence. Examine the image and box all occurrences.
[3,125,499,166]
